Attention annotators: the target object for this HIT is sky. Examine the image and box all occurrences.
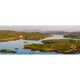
[0,26,80,32]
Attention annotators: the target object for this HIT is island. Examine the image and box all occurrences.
[0,49,16,53]
[24,39,80,54]
[64,32,80,39]
[0,30,49,42]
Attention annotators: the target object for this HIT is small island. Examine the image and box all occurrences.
[24,39,80,54]
[0,49,16,53]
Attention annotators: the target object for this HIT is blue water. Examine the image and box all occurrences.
[0,34,78,54]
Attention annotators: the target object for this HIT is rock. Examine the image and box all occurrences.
[0,49,16,53]
[15,48,19,50]
[24,42,27,43]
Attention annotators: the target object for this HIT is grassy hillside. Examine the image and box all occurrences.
[0,30,49,41]
[24,39,80,54]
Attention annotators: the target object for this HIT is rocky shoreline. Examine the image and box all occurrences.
[0,39,18,42]
[24,46,79,54]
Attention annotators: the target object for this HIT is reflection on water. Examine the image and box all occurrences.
[0,34,78,54]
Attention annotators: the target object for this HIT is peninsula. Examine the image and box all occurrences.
[24,39,80,54]
[0,30,49,42]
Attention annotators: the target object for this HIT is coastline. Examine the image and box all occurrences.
[24,46,79,54]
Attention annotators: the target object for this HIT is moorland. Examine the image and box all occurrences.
[0,30,49,41]
[24,39,80,54]
[1,30,80,54]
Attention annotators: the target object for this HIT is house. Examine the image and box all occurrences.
[19,35,23,40]
[19,35,23,38]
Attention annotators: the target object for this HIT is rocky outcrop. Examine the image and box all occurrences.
[0,49,16,53]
